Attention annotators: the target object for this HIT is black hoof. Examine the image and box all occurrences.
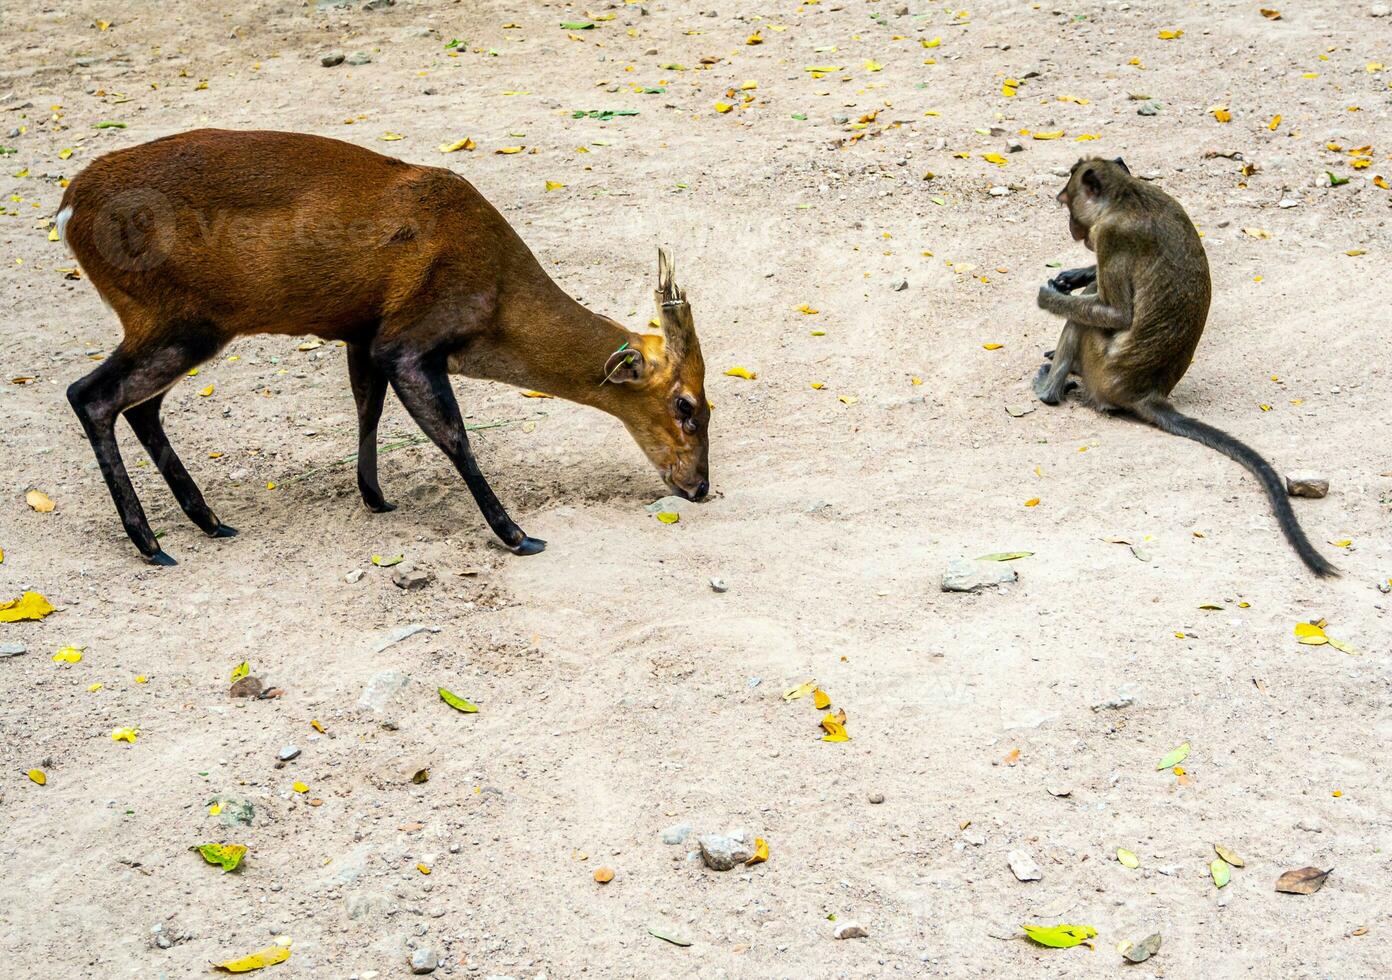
[210,523,238,538]
[511,536,547,556]
[147,550,178,567]
[366,500,398,513]
[1043,349,1055,361]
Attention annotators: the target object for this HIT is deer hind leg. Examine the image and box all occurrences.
[67,320,225,564]
[347,340,395,512]
[373,341,545,556]
[124,391,236,539]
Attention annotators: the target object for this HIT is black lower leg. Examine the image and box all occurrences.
[1035,321,1082,405]
[378,347,544,555]
[68,354,170,564]
[347,341,394,512]
[125,394,234,538]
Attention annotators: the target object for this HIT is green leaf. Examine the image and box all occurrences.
[193,842,247,872]
[1021,923,1097,948]
[93,121,127,129]
[230,661,249,683]
[439,687,478,713]
[791,113,808,120]
[1156,741,1190,770]
[1116,847,1140,869]
[371,554,404,567]
[975,551,1033,562]
[1210,858,1231,888]
[560,20,595,30]
[647,924,691,946]
[571,109,640,121]
[1328,172,1349,187]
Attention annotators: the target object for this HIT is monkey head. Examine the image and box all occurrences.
[1056,157,1131,250]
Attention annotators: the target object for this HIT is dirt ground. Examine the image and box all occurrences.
[1,1,1389,977]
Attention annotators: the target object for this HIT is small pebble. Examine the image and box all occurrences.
[890,278,908,291]
[409,947,438,974]
[868,792,885,804]
[320,51,345,67]
[834,922,869,940]
[1285,473,1329,499]
[709,577,728,593]
[277,745,300,762]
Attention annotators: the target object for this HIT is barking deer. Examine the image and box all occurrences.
[59,129,710,565]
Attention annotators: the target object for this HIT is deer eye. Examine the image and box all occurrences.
[675,395,696,419]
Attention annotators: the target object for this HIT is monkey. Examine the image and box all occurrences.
[1033,156,1338,577]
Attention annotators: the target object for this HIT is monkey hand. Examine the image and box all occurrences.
[1049,266,1097,294]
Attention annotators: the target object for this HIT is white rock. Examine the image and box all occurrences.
[989,185,1012,197]
[1008,849,1043,881]
[409,947,438,974]
[698,829,755,870]
[345,568,364,583]
[942,559,1018,592]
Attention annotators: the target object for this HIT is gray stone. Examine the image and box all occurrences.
[890,278,908,291]
[868,792,885,804]
[709,577,728,593]
[645,495,692,515]
[370,624,440,654]
[1137,101,1161,116]
[345,51,372,66]
[1008,848,1043,882]
[392,564,434,590]
[833,921,869,939]
[698,829,754,870]
[660,823,692,845]
[277,745,300,762]
[320,51,345,67]
[358,670,410,713]
[345,568,364,583]
[1006,137,1023,153]
[210,796,255,827]
[0,642,27,658]
[363,0,396,9]
[409,947,438,974]
[1286,473,1329,498]
[941,559,1018,592]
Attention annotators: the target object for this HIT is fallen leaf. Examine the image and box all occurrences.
[1023,498,1041,507]
[976,552,1032,561]
[1211,858,1231,888]
[371,554,404,567]
[439,687,479,713]
[1117,848,1140,869]
[594,866,615,883]
[495,146,525,154]
[820,713,850,742]
[647,924,691,947]
[1157,29,1184,40]
[1003,747,1020,766]
[813,688,831,710]
[544,180,565,191]
[655,511,679,525]
[982,342,1003,350]
[1022,923,1097,948]
[310,719,325,733]
[1275,866,1331,894]
[28,769,46,785]
[380,132,405,142]
[1121,933,1163,963]
[519,390,554,398]
[724,366,756,380]
[438,137,476,153]
[110,727,138,743]
[411,768,429,784]
[214,943,291,973]
[1294,621,1328,646]
[1214,843,1245,868]
[746,838,769,865]
[292,781,308,793]
[230,661,249,682]
[52,645,83,663]
[783,679,816,701]
[25,490,55,513]
[1032,130,1065,140]
[417,863,431,875]
[1156,742,1190,770]
[193,843,247,872]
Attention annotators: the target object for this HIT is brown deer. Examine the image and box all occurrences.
[59,129,710,565]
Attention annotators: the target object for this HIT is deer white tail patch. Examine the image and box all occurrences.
[55,205,74,251]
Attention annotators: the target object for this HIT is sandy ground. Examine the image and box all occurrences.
[1,1,1390,977]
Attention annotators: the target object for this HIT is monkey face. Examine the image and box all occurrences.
[1057,157,1128,250]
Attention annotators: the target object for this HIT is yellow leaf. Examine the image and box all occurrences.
[52,645,83,663]
[1022,923,1097,948]
[1242,227,1272,239]
[439,687,479,713]
[544,181,565,192]
[380,132,405,141]
[982,342,1003,350]
[813,688,831,710]
[25,489,55,513]
[88,683,103,692]
[1294,622,1328,646]
[438,137,476,153]
[1268,114,1282,131]
[810,382,825,389]
[292,781,309,793]
[746,32,763,45]
[725,366,756,380]
[310,719,325,733]
[1024,498,1040,507]
[266,482,277,491]
[1117,848,1140,868]
[796,303,819,314]
[58,147,74,160]
[820,714,850,742]
[1075,133,1099,141]
[714,102,733,113]
[782,679,816,701]
[864,60,883,72]
[194,843,248,872]
[110,727,138,743]
[520,390,554,398]
[746,838,769,865]
[135,674,148,684]
[230,661,249,682]
[1329,538,1352,549]
[838,395,858,405]
[28,769,46,785]
[495,146,524,154]
[1157,29,1184,40]
[1002,82,1018,97]
[981,152,1007,165]
[1032,130,1064,140]
[214,943,291,973]
[417,863,431,875]
[655,511,679,525]
[208,802,221,815]
[199,384,215,397]
[922,37,941,48]
[1212,107,1232,123]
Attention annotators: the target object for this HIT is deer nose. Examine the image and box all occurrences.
[693,479,710,500]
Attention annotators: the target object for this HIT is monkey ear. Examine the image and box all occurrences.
[602,346,647,384]
[1081,166,1103,196]
[1113,156,1131,174]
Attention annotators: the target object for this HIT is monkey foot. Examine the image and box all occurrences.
[510,536,547,556]
[1033,364,1069,405]
[146,550,178,567]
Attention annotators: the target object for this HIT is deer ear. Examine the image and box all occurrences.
[603,346,647,384]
